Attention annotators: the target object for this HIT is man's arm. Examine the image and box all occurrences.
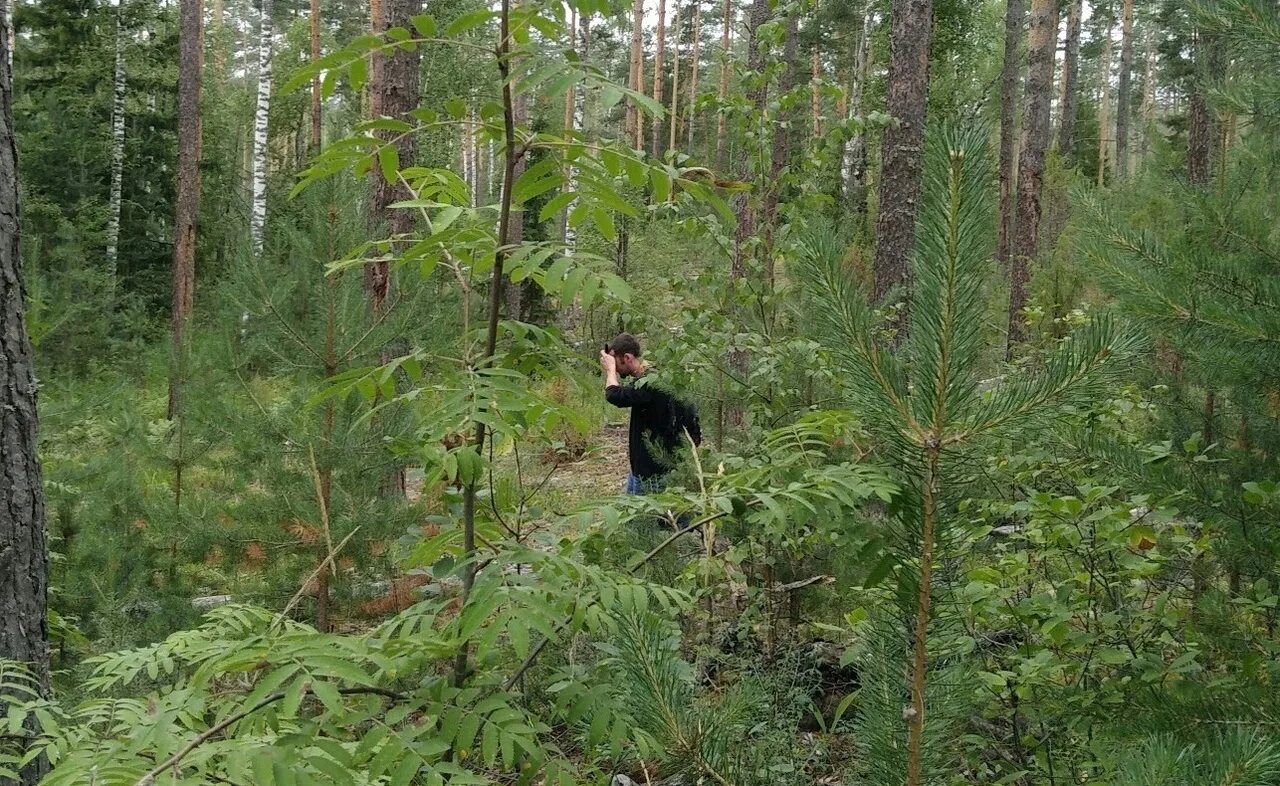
[601,351,653,408]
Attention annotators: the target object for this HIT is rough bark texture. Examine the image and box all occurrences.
[687,0,700,149]
[996,0,1024,268]
[1007,0,1056,353]
[810,45,820,139]
[842,10,872,219]
[628,0,644,148]
[0,6,50,782]
[310,0,322,151]
[872,0,933,317]
[1096,15,1113,186]
[1187,30,1214,188]
[715,0,731,171]
[249,0,273,256]
[1056,0,1081,160]
[366,0,422,310]
[651,0,667,158]
[1113,0,1134,179]
[761,14,797,287]
[730,0,768,283]
[668,0,681,151]
[106,4,126,279]
[168,0,202,421]
[1138,25,1156,170]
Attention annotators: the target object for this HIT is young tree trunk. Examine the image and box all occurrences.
[715,0,733,171]
[628,0,644,148]
[560,10,578,246]
[842,9,873,219]
[106,3,126,282]
[168,0,202,422]
[730,0,768,283]
[0,8,50,781]
[761,14,797,287]
[1138,24,1156,170]
[687,0,701,149]
[1056,0,1081,160]
[1187,29,1214,188]
[651,0,667,158]
[1113,0,1134,179]
[810,44,821,141]
[668,0,681,152]
[366,0,422,310]
[996,0,1024,268]
[1007,0,1056,354]
[1096,14,1113,186]
[212,0,225,76]
[249,0,273,257]
[872,0,933,323]
[309,0,321,151]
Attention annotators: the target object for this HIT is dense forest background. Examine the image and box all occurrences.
[2,0,1280,783]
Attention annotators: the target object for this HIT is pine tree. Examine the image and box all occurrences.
[715,0,732,171]
[1057,0,1082,160]
[996,0,1025,267]
[1114,0,1135,179]
[168,0,201,423]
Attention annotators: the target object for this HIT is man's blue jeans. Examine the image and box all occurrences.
[625,473,667,495]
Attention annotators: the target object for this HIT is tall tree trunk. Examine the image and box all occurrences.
[1187,29,1214,188]
[1056,0,1081,160]
[106,3,126,283]
[560,10,577,245]
[628,0,644,148]
[872,0,933,325]
[168,0,202,422]
[1138,24,1156,170]
[1007,0,1056,354]
[1096,13,1113,186]
[249,0,273,257]
[810,44,821,141]
[687,0,700,149]
[366,0,422,310]
[310,0,321,151]
[506,17,529,320]
[668,0,681,152]
[715,0,731,171]
[1113,0,1134,179]
[842,9,872,219]
[0,6,50,782]
[761,14,797,287]
[652,0,668,158]
[996,0,1024,268]
[212,0,225,76]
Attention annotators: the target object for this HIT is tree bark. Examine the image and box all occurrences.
[1056,0,1081,160]
[106,4,126,282]
[1187,29,1214,188]
[761,14,797,287]
[168,0,202,421]
[842,9,872,220]
[668,0,681,152]
[249,0,273,257]
[1113,0,1134,179]
[1138,24,1156,170]
[1007,0,1056,354]
[366,0,422,310]
[628,0,644,148]
[310,0,322,151]
[715,0,732,171]
[872,0,933,326]
[0,5,50,781]
[1096,13,1113,186]
[687,0,701,149]
[651,0,667,158]
[810,44,821,140]
[996,0,1024,268]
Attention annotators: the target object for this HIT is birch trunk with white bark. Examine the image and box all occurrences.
[249,0,273,256]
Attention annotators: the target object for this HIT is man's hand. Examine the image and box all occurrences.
[600,350,620,389]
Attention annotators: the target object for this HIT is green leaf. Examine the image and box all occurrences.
[411,14,437,36]
[378,145,400,183]
[447,9,494,35]
[539,192,577,223]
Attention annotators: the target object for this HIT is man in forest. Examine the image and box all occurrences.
[600,333,701,495]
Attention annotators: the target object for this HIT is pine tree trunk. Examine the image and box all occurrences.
[212,0,225,76]
[168,0,202,422]
[1113,0,1133,179]
[1096,15,1113,186]
[1138,25,1156,169]
[106,4,126,282]
[668,0,681,152]
[628,0,644,148]
[715,0,731,171]
[249,0,273,257]
[0,7,50,780]
[310,0,322,151]
[687,0,700,149]
[996,0,1024,268]
[761,14,797,287]
[1007,0,1056,354]
[651,0,667,158]
[810,45,821,141]
[1056,0,1081,160]
[842,9,872,219]
[1187,29,1214,188]
[872,0,933,322]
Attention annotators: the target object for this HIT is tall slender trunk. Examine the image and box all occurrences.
[1007,0,1056,354]
[168,0,202,422]
[687,0,700,148]
[651,0,668,158]
[1187,29,1214,188]
[761,14,797,287]
[310,0,322,151]
[0,5,50,781]
[842,9,872,219]
[106,3,127,282]
[906,442,941,786]
[628,0,644,148]
[715,0,731,171]
[996,0,1024,268]
[1096,15,1113,186]
[668,0,681,152]
[249,0,273,256]
[1138,24,1156,170]
[1113,0,1134,179]
[212,0,225,76]
[872,0,933,324]
[455,0,517,688]
[560,10,577,244]
[810,44,820,141]
[1056,0,1081,160]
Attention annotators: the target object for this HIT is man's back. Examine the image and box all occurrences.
[605,380,686,480]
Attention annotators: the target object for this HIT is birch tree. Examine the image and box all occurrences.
[249,0,273,256]
[106,0,127,281]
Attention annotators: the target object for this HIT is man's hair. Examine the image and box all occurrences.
[608,333,642,358]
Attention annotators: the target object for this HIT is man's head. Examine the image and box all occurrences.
[606,333,644,377]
